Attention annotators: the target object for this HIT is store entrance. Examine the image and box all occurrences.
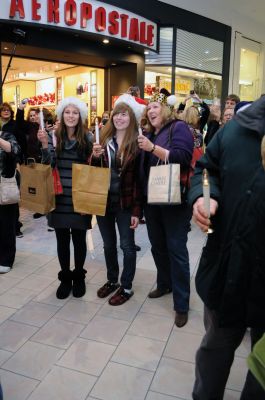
[2,56,105,125]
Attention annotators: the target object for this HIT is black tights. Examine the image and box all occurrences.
[55,228,87,271]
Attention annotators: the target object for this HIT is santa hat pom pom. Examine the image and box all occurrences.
[167,95,177,107]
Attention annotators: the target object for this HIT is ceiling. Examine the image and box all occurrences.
[2,56,75,82]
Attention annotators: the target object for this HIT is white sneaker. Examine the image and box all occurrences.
[0,266,11,274]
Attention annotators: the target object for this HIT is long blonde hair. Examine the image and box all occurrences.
[100,102,139,167]
[140,103,175,133]
[180,105,200,129]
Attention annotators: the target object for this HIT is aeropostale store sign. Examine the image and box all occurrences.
[1,0,157,50]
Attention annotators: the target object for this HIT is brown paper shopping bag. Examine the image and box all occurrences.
[72,163,110,216]
[20,163,55,214]
[148,163,181,205]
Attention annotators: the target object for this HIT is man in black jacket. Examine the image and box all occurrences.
[189,95,265,399]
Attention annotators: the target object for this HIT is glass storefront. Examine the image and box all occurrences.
[232,33,262,101]
[2,56,105,124]
[144,27,223,105]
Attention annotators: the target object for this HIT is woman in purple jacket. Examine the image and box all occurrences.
[138,92,194,327]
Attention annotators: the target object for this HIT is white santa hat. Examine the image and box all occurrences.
[56,97,88,123]
[114,93,146,122]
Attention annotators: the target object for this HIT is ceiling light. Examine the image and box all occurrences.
[111,63,117,66]
[4,47,9,50]
[103,39,109,44]
[204,50,209,54]
[144,51,149,55]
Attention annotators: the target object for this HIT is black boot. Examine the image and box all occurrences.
[72,269,87,298]
[56,270,72,299]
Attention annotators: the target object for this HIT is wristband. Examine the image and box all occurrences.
[150,144,156,153]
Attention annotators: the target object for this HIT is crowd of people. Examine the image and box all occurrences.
[0,86,264,399]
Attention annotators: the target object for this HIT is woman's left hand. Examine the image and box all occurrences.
[37,129,48,148]
[137,135,153,152]
[130,216,139,229]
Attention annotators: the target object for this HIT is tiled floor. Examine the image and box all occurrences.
[0,209,250,400]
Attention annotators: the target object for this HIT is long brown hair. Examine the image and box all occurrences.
[140,102,175,133]
[0,102,14,120]
[100,102,139,167]
[55,108,87,156]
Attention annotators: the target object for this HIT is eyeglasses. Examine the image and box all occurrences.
[1,108,11,112]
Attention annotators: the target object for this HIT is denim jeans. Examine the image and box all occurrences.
[97,207,136,290]
[144,203,191,312]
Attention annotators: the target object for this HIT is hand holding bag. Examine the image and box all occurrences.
[148,157,181,205]
[72,163,110,216]
[20,160,55,214]
[0,172,20,205]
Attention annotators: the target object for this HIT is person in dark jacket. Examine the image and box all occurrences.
[15,103,41,163]
[0,102,15,134]
[138,91,194,328]
[0,131,20,273]
[189,95,265,399]
[0,102,23,236]
[38,97,92,299]
[91,94,145,306]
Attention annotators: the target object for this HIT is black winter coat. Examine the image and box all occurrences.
[188,96,265,328]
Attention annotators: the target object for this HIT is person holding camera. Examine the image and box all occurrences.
[178,91,210,133]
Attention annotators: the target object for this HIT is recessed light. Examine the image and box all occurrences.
[204,50,209,54]
[4,47,9,50]
[144,51,149,55]
[111,63,116,66]
[103,39,109,44]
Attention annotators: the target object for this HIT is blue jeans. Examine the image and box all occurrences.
[97,208,136,290]
[144,203,191,312]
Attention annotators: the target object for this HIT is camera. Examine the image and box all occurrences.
[46,119,54,126]
[21,98,29,104]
